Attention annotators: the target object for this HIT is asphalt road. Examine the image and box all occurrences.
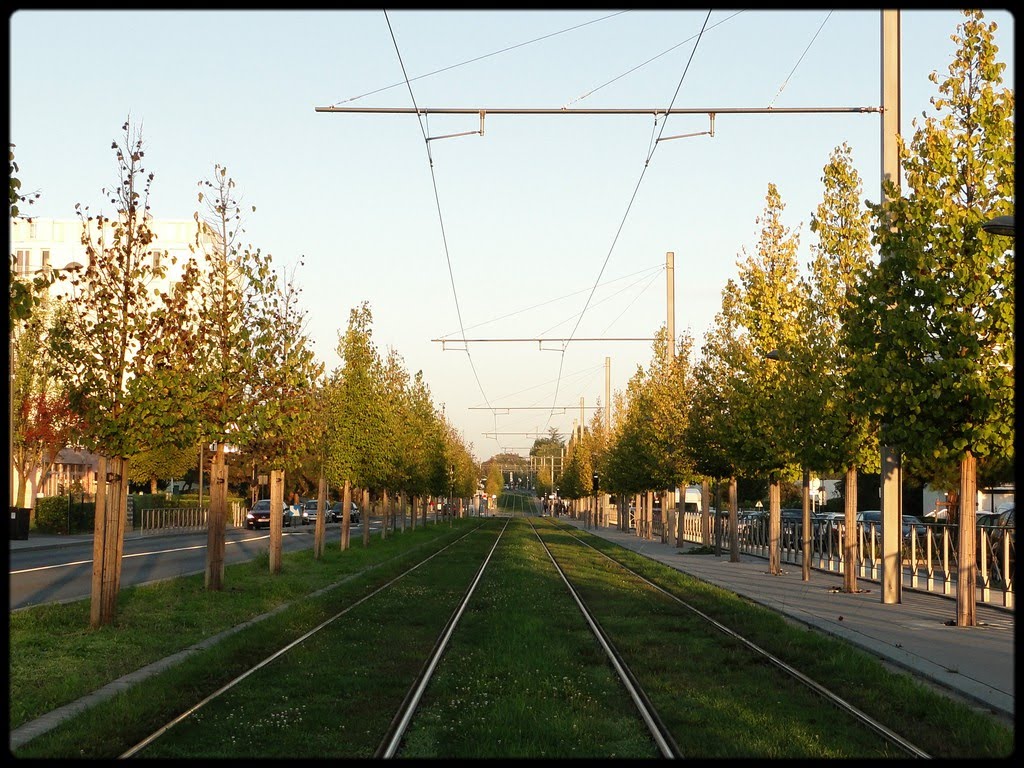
[8,522,377,611]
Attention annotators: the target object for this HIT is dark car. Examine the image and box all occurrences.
[329,501,361,525]
[855,510,926,548]
[245,499,296,530]
[246,499,272,530]
[980,504,1014,576]
[901,514,927,543]
[780,508,804,547]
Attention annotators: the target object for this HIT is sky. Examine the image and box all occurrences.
[8,9,1015,463]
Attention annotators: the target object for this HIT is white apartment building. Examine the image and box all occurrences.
[11,216,200,295]
[10,217,204,506]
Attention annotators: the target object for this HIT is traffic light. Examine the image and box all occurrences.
[592,473,599,494]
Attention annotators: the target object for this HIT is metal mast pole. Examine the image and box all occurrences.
[880,9,903,607]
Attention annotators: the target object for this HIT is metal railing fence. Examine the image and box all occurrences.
[676,511,1014,610]
[135,502,246,534]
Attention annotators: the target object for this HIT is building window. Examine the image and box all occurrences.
[15,250,31,276]
[152,251,161,269]
[29,221,37,239]
[40,249,50,269]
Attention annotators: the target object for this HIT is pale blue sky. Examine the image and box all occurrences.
[9,9,1015,461]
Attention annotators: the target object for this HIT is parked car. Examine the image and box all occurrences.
[246,499,272,530]
[779,508,803,547]
[850,511,927,550]
[979,504,1014,575]
[902,514,927,543]
[246,499,298,530]
[300,499,324,525]
[329,501,361,525]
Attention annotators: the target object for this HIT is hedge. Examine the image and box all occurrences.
[33,496,94,535]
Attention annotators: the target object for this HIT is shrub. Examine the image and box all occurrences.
[32,496,94,534]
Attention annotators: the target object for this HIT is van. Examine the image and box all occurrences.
[682,486,702,514]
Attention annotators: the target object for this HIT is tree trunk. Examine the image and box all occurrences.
[699,479,711,547]
[269,469,284,575]
[956,452,977,627]
[843,465,858,593]
[363,489,371,547]
[341,479,352,550]
[313,475,327,559]
[801,467,811,582]
[768,473,781,575]
[90,455,129,628]
[728,475,739,562]
[205,444,228,589]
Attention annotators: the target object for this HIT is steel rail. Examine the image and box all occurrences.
[376,517,510,758]
[555,520,931,759]
[119,522,490,758]
[528,517,681,758]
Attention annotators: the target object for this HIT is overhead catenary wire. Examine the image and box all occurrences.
[383,10,501,436]
[563,9,746,108]
[767,11,834,108]
[334,10,629,107]
[600,268,665,336]
[544,9,714,433]
[537,265,666,340]
[435,263,663,341]
[316,13,884,456]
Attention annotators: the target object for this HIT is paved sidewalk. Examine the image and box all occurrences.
[557,518,1015,723]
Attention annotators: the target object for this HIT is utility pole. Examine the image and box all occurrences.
[665,251,677,546]
[604,356,611,528]
[666,251,675,358]
[879,9,903,608]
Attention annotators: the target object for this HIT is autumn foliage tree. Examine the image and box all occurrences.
[48,119,204,627]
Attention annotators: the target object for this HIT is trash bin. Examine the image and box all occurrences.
[10,507,30,540]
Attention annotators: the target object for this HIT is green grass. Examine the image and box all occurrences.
[544,519,1014,759]
[400,515,658,758]
[9,520,474,732]
[9,515,1013,759]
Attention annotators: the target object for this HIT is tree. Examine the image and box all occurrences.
[724,183,805,574]
[12,297,83,510]
[48,119,204,627]
[485,462,504,500]
[236,259,322,572]
[687,300,744,553]
[325,302,385,548]
[188,165,284,587]
[125,442,198,494]
[9,144,46,329]
[779,143,880,589]
[9,146,83,511]
[844,10,1014,626]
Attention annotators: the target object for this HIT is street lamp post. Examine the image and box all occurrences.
[981,214,1014,236]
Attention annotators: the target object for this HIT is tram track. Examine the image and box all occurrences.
[527,514,681,758]
[536,516,930,759]
[32,494,950,758]
[121,519,507,758]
